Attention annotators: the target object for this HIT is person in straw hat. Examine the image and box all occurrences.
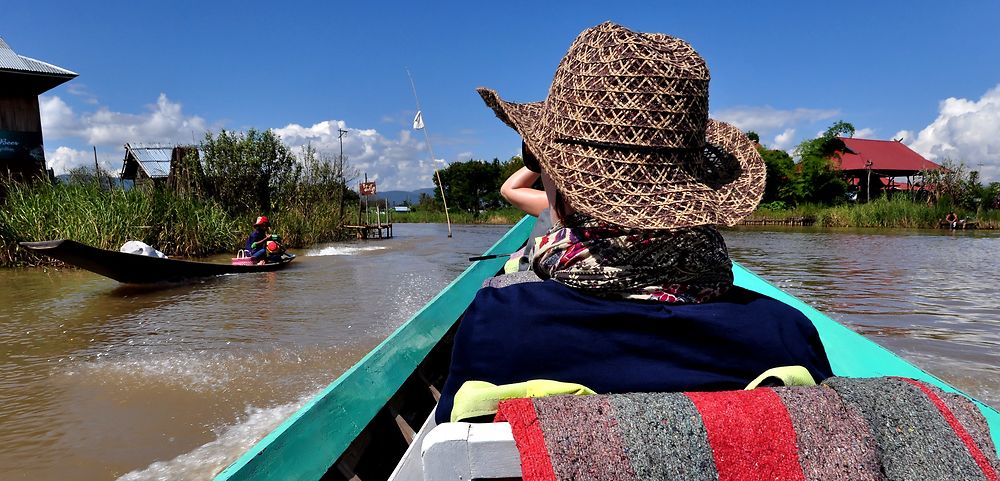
[435,22,832,423]
[496,143,553,273]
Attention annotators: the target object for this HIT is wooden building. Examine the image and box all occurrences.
[119,143,201,189]
[0,38,77,180]
[831,137,944,200]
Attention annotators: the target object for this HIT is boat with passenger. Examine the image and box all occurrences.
[208,215,999,481]
[19,239,295,284]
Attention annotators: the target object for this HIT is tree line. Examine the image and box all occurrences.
[752,121,999,211]
[418,121,999,217]
[416,156,527,215]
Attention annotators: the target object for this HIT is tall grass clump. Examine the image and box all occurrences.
[751,195,998,229]
[0,179,241,267]
[819,196,954,228]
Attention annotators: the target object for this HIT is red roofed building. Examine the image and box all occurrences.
[830,137,943,201]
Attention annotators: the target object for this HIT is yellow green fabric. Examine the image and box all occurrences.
[745,365,816,390]
[503,254,522,274]
[451,379,595,422]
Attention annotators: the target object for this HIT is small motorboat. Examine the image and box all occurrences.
[19,239,295,284]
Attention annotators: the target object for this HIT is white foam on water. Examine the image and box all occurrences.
[74,350,303,393]
[307,245,387,257]
[116,389,320,481]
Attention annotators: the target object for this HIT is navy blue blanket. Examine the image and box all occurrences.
[436,280,833,423]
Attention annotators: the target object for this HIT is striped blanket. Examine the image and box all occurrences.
[496,377,1000,481]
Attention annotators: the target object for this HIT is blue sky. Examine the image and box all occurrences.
[6,1,1000,189]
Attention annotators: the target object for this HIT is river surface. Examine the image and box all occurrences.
[1,223,998,480]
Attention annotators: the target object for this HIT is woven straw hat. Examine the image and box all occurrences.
[478,22,765,229]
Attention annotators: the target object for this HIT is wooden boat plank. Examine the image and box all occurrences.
[212,216,536,481]
[19,239,293,284]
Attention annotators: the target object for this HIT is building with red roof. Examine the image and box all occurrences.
[830,137,943,201]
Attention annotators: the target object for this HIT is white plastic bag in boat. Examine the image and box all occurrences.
[119,240,167,258]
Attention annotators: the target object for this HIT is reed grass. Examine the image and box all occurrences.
[751,196,1000,229]
[0,181,242,266]
[0,180,355,267]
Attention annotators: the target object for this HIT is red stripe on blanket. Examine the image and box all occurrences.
[899,378,1000,481]
[496,398,557,481]
[687,389,805,481]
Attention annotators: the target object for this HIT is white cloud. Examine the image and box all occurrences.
[713,106,839,133]
[39,94,446,189]
[771,128,796,150]
[42,93,208,146]
[40,93,211,174]
[853,127,877,139]
[46,146,96,174]
[905,84,1000,181]
[893,129,914,143]
[274,121,440,191]
[66,83,99,105]
[40,95,79,139]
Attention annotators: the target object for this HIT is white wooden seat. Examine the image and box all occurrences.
[419,422,521,481]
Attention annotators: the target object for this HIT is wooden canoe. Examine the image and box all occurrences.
[211,216,1000,481]
[19,239,295,284]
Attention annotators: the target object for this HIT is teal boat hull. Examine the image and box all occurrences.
[213,216,999,481]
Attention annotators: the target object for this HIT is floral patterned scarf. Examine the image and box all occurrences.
[531,213,733,303]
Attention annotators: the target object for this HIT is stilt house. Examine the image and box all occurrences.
[0,38,77,180]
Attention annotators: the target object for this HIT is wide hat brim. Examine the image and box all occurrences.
[479,87,765,229]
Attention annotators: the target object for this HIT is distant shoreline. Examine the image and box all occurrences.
[389,199,1000,230]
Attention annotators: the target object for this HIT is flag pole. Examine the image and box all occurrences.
[406,68,452,238]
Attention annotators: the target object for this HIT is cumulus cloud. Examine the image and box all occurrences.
[38,93,452,189]
[39,95,79,139]
[39,93,211,174]
[46,146,97,174]
[771,128,796,150]
[42,93,207,146]
[853,127,877,139]
[274,121,440,191]
[713,106,839,134]
[905,84,1000,181]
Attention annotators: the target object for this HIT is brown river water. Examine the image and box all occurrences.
[1,223,998,480]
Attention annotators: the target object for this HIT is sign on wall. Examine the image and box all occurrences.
[0,130,45,164]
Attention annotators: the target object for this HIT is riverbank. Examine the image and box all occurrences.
[0,181,354,268]
[393,198,1000,230]
[389,207,524,225]
[749,197,1000,229]
[7,188,998,269]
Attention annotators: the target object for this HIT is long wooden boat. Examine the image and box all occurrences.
[211,216,1000,481]
[19,239,295,284]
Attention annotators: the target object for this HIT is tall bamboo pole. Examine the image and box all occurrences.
[406,68,452,237]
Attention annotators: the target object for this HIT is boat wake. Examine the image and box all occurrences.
[307,245,387,257]
[117,389,321,481]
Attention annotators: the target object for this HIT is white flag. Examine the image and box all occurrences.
[413,111,425,130]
